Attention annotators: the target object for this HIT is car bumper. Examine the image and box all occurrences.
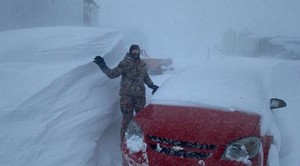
[122,142,263,166]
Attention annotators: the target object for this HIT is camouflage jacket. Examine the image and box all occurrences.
[101,53,153,97]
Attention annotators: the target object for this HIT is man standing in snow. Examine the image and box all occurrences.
[93,44,159,141]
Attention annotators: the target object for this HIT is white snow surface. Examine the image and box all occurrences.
[125,134,146,154]
[0,27,300,166]
[151,61,268,114]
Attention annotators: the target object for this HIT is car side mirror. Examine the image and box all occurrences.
[270,98,287,110]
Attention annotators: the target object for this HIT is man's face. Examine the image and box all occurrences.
[131,49,140,60]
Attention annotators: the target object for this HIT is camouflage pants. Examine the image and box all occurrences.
[120,95,146,142]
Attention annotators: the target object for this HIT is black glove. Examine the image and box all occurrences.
[93,56,106,68]
[149,84,159,95]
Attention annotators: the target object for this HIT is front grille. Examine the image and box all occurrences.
[148,135,217,150]
[149,143,212,159]
[147,135,217,159]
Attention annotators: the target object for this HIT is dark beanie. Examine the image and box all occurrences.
[129,44,140,53]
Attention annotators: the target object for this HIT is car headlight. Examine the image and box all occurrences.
[125,121,146,153]
[222,136,261,163]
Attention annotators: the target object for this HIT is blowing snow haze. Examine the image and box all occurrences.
[97,0,300,56]
[1,0,300,56]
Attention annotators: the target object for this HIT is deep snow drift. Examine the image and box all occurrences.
[0,27,300,166]
[0,27,125,166]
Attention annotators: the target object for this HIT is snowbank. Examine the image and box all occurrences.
[0,27,123,110]
[0,27,124,166]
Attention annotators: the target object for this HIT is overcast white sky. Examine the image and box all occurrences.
[97,0,300,55]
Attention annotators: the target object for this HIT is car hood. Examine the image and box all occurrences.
[134,104,261,145]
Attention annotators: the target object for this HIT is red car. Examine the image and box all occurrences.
[122,64,286,166]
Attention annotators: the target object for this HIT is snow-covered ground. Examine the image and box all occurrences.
[0,27,299,166]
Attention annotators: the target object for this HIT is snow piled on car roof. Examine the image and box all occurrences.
[149,57,280,138]
[151,64,267,114]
